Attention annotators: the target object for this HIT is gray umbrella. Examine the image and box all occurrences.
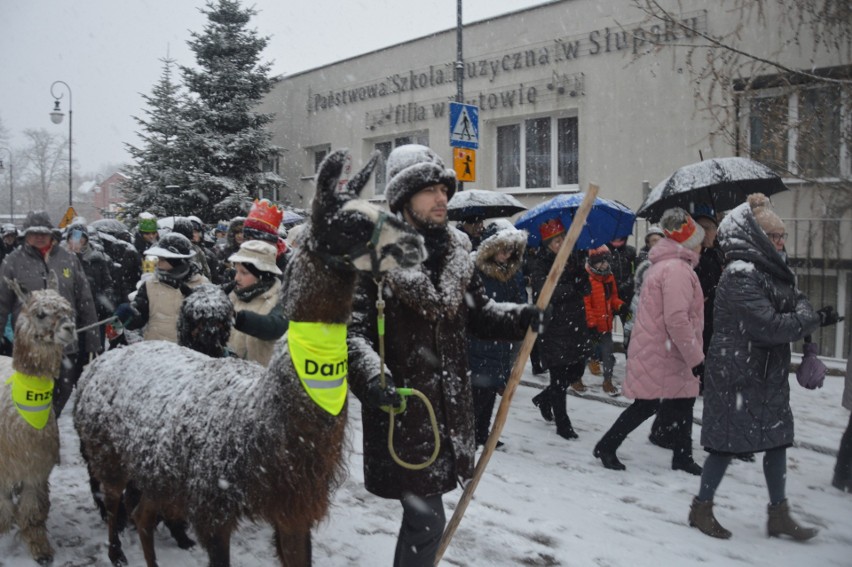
[637,157,788,222]
[447,189,527,221]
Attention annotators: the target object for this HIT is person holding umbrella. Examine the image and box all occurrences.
[593,207,705,475]
[689,193,841,540]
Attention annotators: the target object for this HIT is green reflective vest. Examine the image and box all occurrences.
[288,321,348,416]
[5,371,54,429]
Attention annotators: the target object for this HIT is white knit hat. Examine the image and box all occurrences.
[228,239,282,275]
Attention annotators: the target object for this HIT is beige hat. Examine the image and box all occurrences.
[228,239,282,275]
[747,193,785,235]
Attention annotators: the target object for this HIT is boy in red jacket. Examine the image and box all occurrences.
[583,245,626,396]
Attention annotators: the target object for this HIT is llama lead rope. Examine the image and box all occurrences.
[375,276,440,471]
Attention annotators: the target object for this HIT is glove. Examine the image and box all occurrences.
[520,305,550,334]
[692,364,704,377]
[816,306,843,327]
[365,375,403,410]
[617,303,632,319]
[113,303,137,327]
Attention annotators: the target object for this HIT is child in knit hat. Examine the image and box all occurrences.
[583,245,626,396]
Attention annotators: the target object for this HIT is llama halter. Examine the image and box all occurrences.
[288,321,348,416]
[5,371,54,429]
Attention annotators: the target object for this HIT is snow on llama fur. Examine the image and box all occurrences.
[0,280,77,565]
[73,149,426,567]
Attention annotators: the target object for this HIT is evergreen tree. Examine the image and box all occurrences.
[121,56,191,221]
[178,0,282,222]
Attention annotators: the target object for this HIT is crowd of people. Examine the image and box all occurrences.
[0,143,849,566]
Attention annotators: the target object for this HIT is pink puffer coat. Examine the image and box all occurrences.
[623,238,704,400]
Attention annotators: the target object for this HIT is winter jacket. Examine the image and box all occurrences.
[74,243,118,321]
[528,248,593,369]
[843,355,851,412]
[127,272,209,342]
[700,203,821,455]
[348,227,530,500]
[623,238,704,400]
[623,259,651,339]
[607,241,637,305]
[695,243,725,353]
[467,228,527,389]
[228,279,286,366]
[583,270,623,334]
[0,243,100,354]
[97,232,142,302]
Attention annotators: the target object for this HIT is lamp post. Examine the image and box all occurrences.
[49,80,73,208]
[0,147,13,223]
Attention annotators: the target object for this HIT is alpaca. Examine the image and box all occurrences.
[74,149,426,567]
[0,279,77,565]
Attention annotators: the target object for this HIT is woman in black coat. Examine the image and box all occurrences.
[689,194,841,541]
[529,219,593,440]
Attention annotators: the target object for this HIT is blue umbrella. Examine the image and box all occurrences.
[514,193,635,249]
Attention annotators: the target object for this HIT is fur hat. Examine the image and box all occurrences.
[747,193,785,235]
[23,210,54,235]
[385,144,457,214]
[539,218,566,242]
[660,207,705,250]
[228,239,282,276]
[138,212,158,233]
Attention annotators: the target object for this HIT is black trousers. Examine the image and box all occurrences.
[393,493,445,567]
[835,411,852,486]
[598,397,696,465]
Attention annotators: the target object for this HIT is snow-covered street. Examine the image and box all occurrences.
[1,356,849,566]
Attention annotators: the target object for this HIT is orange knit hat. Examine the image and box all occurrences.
[539,218,566,241]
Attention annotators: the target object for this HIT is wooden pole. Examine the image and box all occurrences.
[435,185,599,565]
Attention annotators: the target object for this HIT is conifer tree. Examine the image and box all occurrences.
[178,0,282,221]
[121,56,190,220]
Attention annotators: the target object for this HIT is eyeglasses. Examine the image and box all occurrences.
[766,232,788,243]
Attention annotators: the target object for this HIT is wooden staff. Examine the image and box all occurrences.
[435,185,599,564]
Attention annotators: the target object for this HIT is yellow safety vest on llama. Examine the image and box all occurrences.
[5,371,54,429]
[288,321,348,416]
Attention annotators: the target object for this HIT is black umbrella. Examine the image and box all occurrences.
[447,189,527,221]
[636,157,788,222]
[90,218,130,238]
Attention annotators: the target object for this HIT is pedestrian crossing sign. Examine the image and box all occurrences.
[449,102,479,149]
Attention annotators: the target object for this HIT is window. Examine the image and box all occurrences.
[313,147,330,173]
[497,115,578,190]
[747,85,846,179]
[373,132,429,195]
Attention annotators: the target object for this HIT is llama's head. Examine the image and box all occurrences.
[7,277,76,350]
[308,149,426,276]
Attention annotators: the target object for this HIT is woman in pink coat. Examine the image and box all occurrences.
[593,208,705,474]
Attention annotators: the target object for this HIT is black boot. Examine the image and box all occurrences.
[552,389,578,440]
[532,388,553,423]
[593,443,626,471]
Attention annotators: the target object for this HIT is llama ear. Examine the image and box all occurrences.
[4,277,28,304]
[315,149,350,204]
[344,151,381,197]
[47,271,60,292]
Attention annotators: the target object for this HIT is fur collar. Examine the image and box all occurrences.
[384,228,474,321]
[474,231,525,283]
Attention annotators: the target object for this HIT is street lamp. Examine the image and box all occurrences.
[49,80,73,208]
[0,147,13,223]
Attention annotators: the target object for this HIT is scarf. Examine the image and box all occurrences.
[234,276,276,303]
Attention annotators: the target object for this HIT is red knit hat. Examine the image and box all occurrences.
[244,199,283,237]
[539,218,566,241]
[660,207,705,250]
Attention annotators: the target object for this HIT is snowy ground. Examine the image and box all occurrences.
[1,355,849,566]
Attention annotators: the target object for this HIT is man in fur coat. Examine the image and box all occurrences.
[347,144,544,567]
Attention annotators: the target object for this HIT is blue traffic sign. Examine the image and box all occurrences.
[449,102,479,149]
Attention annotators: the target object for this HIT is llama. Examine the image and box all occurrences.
[0,279,77,565]
[74,149,426,567]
